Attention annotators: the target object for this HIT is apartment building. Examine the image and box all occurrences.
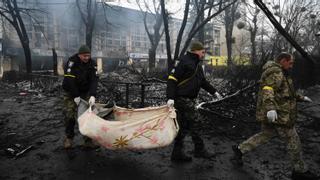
[1,0,227,71]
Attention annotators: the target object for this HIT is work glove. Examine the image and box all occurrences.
[167,99,174,108]
[267,110,277,123]
[74,97,80,106]
[88,96,95,106]
[303,96,312,103]
[214,92,223,100]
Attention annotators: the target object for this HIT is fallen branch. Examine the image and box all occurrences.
[141,77,166,84]
[197,82,257,109]
[15,145,33,158]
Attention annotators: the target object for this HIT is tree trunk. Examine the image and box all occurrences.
[76,0,97,50]
[86,26,93,49]
[250,11,258,65]
[160,0,173,72]
[225,29,233,66]
[225,6,234,67]
[197,3,205,43]
[250,28,257,65]
[8,0,32,73]
[148,48,156,71]
[173,0,190,61]
[251,37,257,65]
[52,48,57,75]
[22,41,32,73]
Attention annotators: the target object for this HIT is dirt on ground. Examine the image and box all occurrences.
[0,81,319,180]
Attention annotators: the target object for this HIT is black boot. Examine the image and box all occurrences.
[171,144,192,162]
[81,136,99,150]
[194,148,215,159]
[292,170,319,180]
[193,137,214,159]
[230,145,243,166]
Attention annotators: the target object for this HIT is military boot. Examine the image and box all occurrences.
[63,137,73,149]
[292,170,319,180]
[171,144,192,162]
[230,145,243,166]
[82,137,99,150]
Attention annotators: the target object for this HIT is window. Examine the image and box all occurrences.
[214,45,220,56]
[35,33,42,48]
[135,42,141,47]
[114,40,120,46]
[214,30,220,43]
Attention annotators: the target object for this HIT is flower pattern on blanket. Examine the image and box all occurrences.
[111,118,164,148]
[101,126,109,132]
[113,135,129,148]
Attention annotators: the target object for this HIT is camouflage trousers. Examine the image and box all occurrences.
[173,97,204,151]
[62,92,88,139]
[239,123,306,172]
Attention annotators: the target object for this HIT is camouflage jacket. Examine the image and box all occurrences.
[256,61,304,127]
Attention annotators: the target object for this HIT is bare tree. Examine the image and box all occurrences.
[160,0,238,71]
[191,0,206,43]
[254,0,315,64]
[238,1,261,65]
[264,0,318,55]
[224,1,240,67]
[136,0,164,71]
[160,0,173,70]
[254,0,317,88]
[23,2,57,75]
[0,0,32,73]
[76,0,98,49]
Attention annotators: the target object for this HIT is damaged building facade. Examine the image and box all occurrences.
[0,0,228,76]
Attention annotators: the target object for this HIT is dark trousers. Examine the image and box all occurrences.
[173,97,204,151]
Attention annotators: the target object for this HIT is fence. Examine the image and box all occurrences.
[99,80,167,108]
[29,73,61,93]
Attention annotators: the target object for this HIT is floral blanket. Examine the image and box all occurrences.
[77,104,179,150]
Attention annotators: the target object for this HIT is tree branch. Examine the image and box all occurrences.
[173,0,190,60]
[76,0,88,25]
[180,0,237,56]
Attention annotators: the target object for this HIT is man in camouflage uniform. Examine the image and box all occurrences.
[231,52,318,179]
[62,45,99,149]
[167,41,223,162]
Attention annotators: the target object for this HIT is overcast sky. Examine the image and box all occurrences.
[105,0,185,19]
